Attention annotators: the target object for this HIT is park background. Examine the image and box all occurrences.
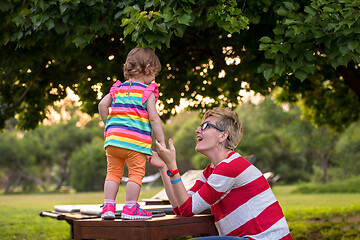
[1,0,360,239]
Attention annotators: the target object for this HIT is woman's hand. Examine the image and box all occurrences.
[147,152,165,169]
[154,138,177,169]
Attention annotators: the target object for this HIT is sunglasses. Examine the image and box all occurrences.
[200,121,230,140]
[200,121,224,131]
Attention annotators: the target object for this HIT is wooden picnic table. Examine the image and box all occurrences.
[39,204,217,239]
[39,171,221,239]
[73,214,217,240]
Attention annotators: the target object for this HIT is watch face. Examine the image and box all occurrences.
[167,170,172,177]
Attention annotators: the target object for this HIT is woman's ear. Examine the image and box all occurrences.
[221,131,229,142]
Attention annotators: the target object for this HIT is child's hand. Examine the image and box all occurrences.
[147,152,165,169]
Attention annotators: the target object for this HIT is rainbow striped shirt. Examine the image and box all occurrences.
[104,80,158,156]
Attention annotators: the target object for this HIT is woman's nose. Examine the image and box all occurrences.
[195,126,201,133]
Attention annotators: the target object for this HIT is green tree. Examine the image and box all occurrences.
[333,121,360,177]
[236,99,309,183]
[0,101,104,192]
[0,128,51,192]
[1,0,359,133]
[171,111,201,173]
[70,136,107,191]
[259,0,360,133]
[282,110,338,183]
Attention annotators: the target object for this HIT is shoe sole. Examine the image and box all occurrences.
[121,213,152,220]
[101,212,115,220]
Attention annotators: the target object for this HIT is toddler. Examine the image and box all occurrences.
[98,47,165,220]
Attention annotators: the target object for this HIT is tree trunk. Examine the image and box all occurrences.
[17,170,48,191]
[319,153,329,183]
[14,158,48,191]
[54,152,71,191]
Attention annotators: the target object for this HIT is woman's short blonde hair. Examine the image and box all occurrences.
[203,107,243,150]
[123,47,161,79]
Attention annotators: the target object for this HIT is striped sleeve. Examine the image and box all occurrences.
[188,164,213,196]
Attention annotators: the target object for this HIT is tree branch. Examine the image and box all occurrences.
[9,61,48,110]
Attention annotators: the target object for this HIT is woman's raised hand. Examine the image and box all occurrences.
[154,138,177,168]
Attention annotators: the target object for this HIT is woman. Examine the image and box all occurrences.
[149,107,292,240]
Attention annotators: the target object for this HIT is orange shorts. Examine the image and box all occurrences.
[105,146,147,186]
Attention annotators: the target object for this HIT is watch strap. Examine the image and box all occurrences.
[167,168,179,176]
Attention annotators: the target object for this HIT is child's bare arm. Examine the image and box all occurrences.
[146,93,165,147]
[98,93,112,124]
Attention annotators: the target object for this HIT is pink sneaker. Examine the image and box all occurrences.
[101,203,116,220]
[121,203,152,220]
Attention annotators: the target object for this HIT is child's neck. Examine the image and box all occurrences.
[128,76,145,84]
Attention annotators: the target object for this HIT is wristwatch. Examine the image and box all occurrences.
[167,168,179,177]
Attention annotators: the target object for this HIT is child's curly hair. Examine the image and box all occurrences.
[123,47,161,79]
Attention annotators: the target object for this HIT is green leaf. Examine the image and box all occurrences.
[177,14,191,25]
[162,11,173,23]
[276,8,288,16]
[304,6,317,16]
[295,69,307,81]
[145,0,154,9]
[293,26,301,35]
[323,6,334,13]
[284,19,298,25]
[12,31,23,41]
[59,4,68,15]
[144,31,159,43]
[260,36,272,43]
[270,44,280,53]
[121,18,132,27]
[12,15,23,26]
[123,6,134,15]
[174,25,186,37]
[258,63,271,73]
[303,64,315,74]
[279,42,291,53]
[38,0,48,11]
[145,19,154,30]
[114,11,122,19]
[348,40,359,51]
[156,23,167,32]
[337,55,351,66]
[123,25,135,37]
[73,36,86,48]
[54,22,67,34]
[45,19,55,30]
[165,32,172,48]
[290,61,301,72]
[263,67,274,80]
[305,15,315,24]
[274,64,286,75]
[339,46,348,56]
[273,25,285,35]
[284,2,296,10]
[259,43,270,51]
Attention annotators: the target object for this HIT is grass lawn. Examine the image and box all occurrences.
[273,185,360,240]
[1,185,360,239]
[0,186,162,240]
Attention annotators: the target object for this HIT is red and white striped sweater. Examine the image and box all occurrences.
[176,152,292,240]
